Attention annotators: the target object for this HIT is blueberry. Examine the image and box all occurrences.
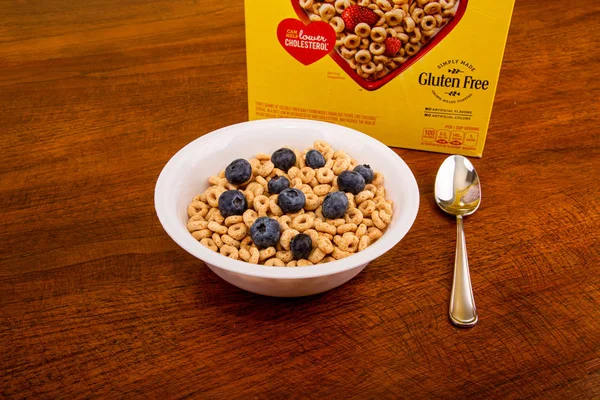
[277,188,306,213]
[353,164,374,184]
[271,148,296,172]
[218,190,247,218]
[250,217,281,249]
[321,192,349,219]
[305,149,326,169]
[337,171,366,195]
[291,233,313,260]
[225,159,252,184]
[268,175,290,194]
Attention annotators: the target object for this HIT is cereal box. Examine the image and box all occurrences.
[244,0,515,157]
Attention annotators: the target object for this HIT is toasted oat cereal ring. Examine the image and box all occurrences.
[287,166,300,179]
[314,140,331,154]
[345,208,364,225]
[440,0,455,9]
[297,259,314,267]
[321,256,336,263]
[200,238,218,252]
[208,176,227,187]
[227,223,247,241]
[265,258,286,267]
[255,175,268,190]
[238,247,251,262]
[187,215,208,232]
[434,14,444,25]
[362,218,374,227]
[442,8,455,17]
[372,172,384,187]
[300,0,314,9]
[334,0,351,14]
[359,235,371,251]
[361,62,377,75]
[257,161,275,177]
[410,28,422,44]
[249,158,261,170]
[304,229,320,245]
[206,187,226,208]
[253,195,270,216]
[376,0,393,11]
[280,229,300,250]
[246,182,264,196]
[188,200,209,218]
[275,250,294,263]
[208,221,227,235]
[243,189,254,206]
[411,7,424,23]
[371,210,388,230]
[242,209,258,228]
[420,15,436,30]
[369,42,386,55]
[355,190,375,205]
[424,2,441,14]
[308,248,326,264]
[278,215,292,231]
[309,14,322,22]
[333,158,351,174]
[267,198,283,217]
[304,193,320,211]
[292,214,315,232]
[291,177,303,189]
[367,227,383,241]
[386,60,398,70]
[344,34,361,49]
[345,192,356,209]
[355,223,368,238]
[377,200,393,215]
[222,215,242,227]
[370,27,387,43]
[417,0,429,5]
[316,168,335,184]
[212,232,224,248]
[313,184,331,196]
[220,245,239,260]
[384,9,403,27]
[325,159,335,169]
[357,66,370,79]
[332,247,352,260]
[402,16,415,32]
[208,209,225,224]
[221,234,241,248]
[192,229,211,240]
[319,3,336,21]
[300,184,313,195]
[330,16,346,33]
[337,223,358,234]
[298,167,315,183]
[259,247,276,261]
[378,209,392,225]
[338,232,359,252]
[359,38,369,50]
[315,219,337,235]
[354,22,371,38]
[316,236,334,254]
[286,260,298,267]
[249,247,261,263]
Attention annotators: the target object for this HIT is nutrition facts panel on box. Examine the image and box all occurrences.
[421,125,480,150]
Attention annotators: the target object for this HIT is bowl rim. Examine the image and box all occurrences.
[154,118,419,279]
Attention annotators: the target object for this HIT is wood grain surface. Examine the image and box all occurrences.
[1,0,599,398]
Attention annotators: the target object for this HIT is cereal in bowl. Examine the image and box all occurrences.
[186,141,394,266]
[299,0,460,81]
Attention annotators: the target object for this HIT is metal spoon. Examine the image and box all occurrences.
[434,155,481,328]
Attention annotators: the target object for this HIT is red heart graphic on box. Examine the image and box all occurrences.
[290,0,468,90]
[277,18,337,66]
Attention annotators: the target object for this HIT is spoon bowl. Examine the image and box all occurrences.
[435,155,481,327]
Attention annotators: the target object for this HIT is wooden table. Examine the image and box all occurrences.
[1,0,599,398]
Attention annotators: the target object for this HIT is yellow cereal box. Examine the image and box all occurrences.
[245,0,515,157]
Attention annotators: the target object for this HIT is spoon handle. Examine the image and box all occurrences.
[449,215,478,327]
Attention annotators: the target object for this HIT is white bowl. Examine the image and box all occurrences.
[154,119,419,297]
